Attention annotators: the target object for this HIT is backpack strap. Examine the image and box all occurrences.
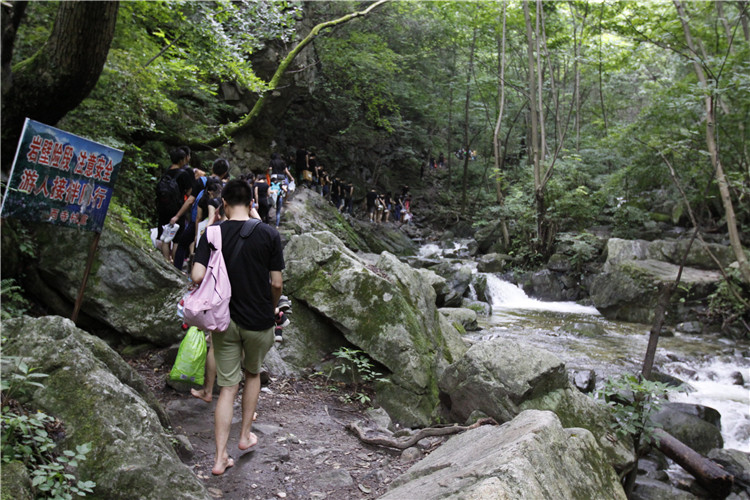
[227,219,261,267]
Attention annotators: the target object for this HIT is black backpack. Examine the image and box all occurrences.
[156,169,183,214]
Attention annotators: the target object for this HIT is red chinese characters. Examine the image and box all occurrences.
[26,136,43,163]
[49,176,68,201]
[18,169,39,193]
[91,186,108,209]
[38,139,54,166]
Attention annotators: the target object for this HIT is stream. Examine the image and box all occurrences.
[419,243,750,453]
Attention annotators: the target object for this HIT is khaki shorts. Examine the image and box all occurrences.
[212,320,274,386]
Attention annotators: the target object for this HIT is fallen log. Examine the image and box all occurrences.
[654,428,734,498]
[346,417,498,450]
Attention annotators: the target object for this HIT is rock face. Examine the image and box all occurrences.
[282,231,466,426]
[438,307,478,332]
[439,338,568,424]
[23,211,187,346]
[431,262,473,307]
[603,238,738,271]
[280,189,416,256]
[381,410,626,500]
[439,339,632,469]
[1,316,208,500]
[590,258,722,325]
[651,403,723,455]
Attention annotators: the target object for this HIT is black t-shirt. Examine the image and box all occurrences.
[197,195,220,222]
[255,180,269,201]
[194,220,285,330]
[366,191,377,208]
[158,167,193,220]
[270,158,287,177]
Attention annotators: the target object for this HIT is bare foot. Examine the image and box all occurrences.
[238,432,258,451]
[190,388,212,403]
[211,456,234,476]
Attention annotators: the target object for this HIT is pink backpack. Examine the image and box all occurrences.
[183,225,232,332]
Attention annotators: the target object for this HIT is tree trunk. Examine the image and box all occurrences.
[654,429,734,498]
[493,3,510,248]
[674,0,750,285]
[461,27,478,213]
[597,3,608,136]
[2,1,119,171]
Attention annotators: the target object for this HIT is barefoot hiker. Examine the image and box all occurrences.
[191,180,285,475]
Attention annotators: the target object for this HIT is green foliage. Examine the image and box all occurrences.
[708,268,750,337]
[1,279,30,320]
[597,374,676,446]
[1,354,48,402]
[555,232,601,270]
[1,355,96,499]
[328,348,388,405]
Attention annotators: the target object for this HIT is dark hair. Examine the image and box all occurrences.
[222,179,252,206]
[212,158,229,178]
[169,148,187,165]
[271,153,280,161]
[205,177,222,194]
[180,145,191,157]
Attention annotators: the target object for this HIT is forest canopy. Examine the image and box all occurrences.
[2,0,748,287]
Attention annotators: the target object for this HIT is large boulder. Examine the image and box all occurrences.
[439,338,632,470]
[280,189,416,256]
[283,231,466,426]
[1,316,208,500]
[22,209,186,346]
[604,238,739,271]
[590,259,722,324]
[439,338,568,424]
[474,220,506,254]
[439,307,478,332]
[431,262,473,307]
[381,410,626,500]
[476,253,507,273]
[651,403,723,455]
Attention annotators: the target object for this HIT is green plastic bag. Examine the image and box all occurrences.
[169,326,207,385]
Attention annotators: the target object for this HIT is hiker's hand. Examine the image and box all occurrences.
[170,216,178,226]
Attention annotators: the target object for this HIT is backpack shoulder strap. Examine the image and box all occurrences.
[206,224,222,252]
[227,219,261,266]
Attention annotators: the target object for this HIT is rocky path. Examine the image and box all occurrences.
[130,351,419,500]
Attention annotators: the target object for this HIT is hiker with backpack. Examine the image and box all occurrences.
[156,148,194,264]
[191,179,285,476]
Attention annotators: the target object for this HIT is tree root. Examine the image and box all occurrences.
[345,417,498,450]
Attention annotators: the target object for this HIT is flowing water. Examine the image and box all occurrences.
[473,273,750,452]
[420,241,749,452]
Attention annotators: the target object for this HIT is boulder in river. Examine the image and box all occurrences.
[476,252,507,273]
[438,307,479,332]
[431,262,473,307]
[282,231,466,427]
[651,403,723,455]
[439,338,632,470]
[381,410,626,500]
[590,258,722,325]
[1,316,208,500]
[21,210,187,346]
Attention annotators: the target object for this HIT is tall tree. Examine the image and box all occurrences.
[673,0,750,285]
[2,1,119,170]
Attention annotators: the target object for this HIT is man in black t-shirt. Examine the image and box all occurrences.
[192,179,284,476]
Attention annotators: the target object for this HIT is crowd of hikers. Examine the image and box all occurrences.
[154,145,415,274]
[154,144,419,478]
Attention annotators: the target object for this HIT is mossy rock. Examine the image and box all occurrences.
[24,210,187,345]
[283,231,464,427]
[2,316,209,500]
[0,461,32,500]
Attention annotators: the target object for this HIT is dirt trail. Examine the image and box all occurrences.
[129,351,419,500]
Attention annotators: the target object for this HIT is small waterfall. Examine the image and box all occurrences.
[484,274,600,315]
